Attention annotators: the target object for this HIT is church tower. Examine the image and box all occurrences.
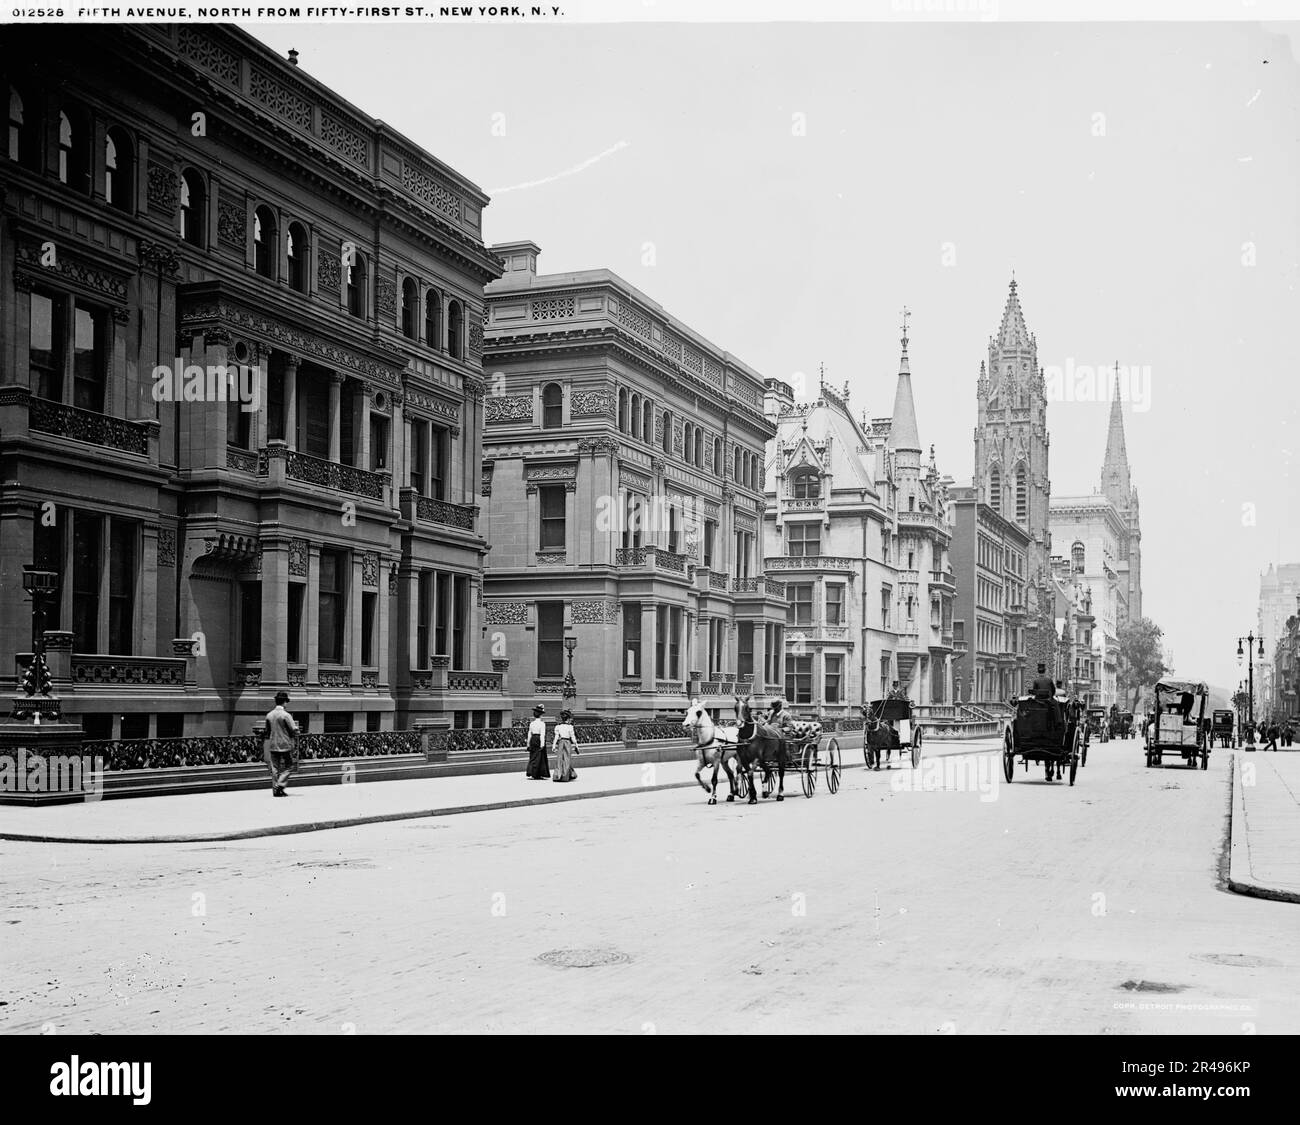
[973,277,1055,667]
[1100,369,1142,622]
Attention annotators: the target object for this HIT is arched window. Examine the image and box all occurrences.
[8,86,39,170]
[287,222,309,292]
[988,465,1001,513]
[425,289,442,346]
[346,250,367,317]
[1071,541,1085,574]
[694,428,703,469]
[447,300,463,358]
[180,169,205,248]
[542,383,563,429]
[713,437,721,472]
[58,108,89,190]
[662,411,671,454]
[105,126,134,212]
[401,278,418,338]
[1015,464,1028,523]
[792,471,820,499]
[643,400,652,445]
[618,389,629,434]
[630,393,641,440]
[253,206,277,278]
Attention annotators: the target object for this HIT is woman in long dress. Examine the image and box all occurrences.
[525,704,549,779]
[551,710,578,782]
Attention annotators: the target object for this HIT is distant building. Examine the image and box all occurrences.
[1049,376,1144,706]
[971,278,1057,676]
[949,486,1031,704]
[1259,563,1300,719]
[761,323,952,715]
[1048,555,1101,706]
[480,243,783,720]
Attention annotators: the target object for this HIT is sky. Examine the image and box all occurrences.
[247,17,1299,691]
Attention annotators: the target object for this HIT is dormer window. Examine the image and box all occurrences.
[791,471,820,500]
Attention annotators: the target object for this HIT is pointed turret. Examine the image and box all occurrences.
[887,310,922,454]
[1101,362,1132,508]
[995,276,1031,351]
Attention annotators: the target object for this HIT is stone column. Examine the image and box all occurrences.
[327,371,343,463]
[349,551,365,673]
[640,603,657,687]
[751,622,766,695]
[262,539,290,686]
[140,523,159,654]
[306,545,321,683]
[0,501,36,664]
[358,384,371,471]
[377,562,392,690]
[284,356,299,450]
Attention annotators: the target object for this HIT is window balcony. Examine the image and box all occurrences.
[764,555,857,574]
[259,442,389,501]
[930,569,957,591]
[27,395,154,458]
[415,494,479,532]
[732,576,787,600]
[614,545,688,575]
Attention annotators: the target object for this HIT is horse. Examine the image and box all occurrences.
[733,695,788,802]
[681,699,742,805]
[860,701,895,770]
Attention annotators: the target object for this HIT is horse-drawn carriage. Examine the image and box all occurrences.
[1084,707,1109,744]
[1002,694,1084,786]
[1210,710,1234,749]
[1115,711,1135,739]
[1145,680,1209,769]
[682,697,842,804]
[861,698,923,770]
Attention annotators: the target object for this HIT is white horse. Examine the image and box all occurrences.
[682,699,743,805]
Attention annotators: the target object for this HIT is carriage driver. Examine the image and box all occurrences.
[761,697,793,744]
[1029,663,1056,700]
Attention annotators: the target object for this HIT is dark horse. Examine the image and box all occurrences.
[733,695,787,802]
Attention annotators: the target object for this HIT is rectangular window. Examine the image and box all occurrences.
[157,713,184,738]
[72,514,101,652]
[668,607,681,679]
[703,519,716,569]
[881,530,890,564]
[417,571,431,667]
[539,485,566,550]
[786,655,812,705]
[737,622,754,678]
[623,601,641,677]
[537,601,564,677]
[369,415,389,473]
[656,605,667,679]
[880,586,892,629]
[121,713,149,740]
[72,304,107,413]
[622,493,643,551]
[108,519,136,655]
[267,364,285,441]
[434,570,450,656]
[340,382,356,467]
[787,583,813,626]
[30,291,65,402]
[227,396,251,450]
[826,583,844,626]
[825,654,843,704]
[32,509,64,631]
[239,580,261,663]
[324,712,352,734]
[367,710,382,732]
[287,583,304,664]
[881,655,892,698]
[788,522,820,557]
[318,549,346,664]
[667,506,678,554]
[361,591,377,667]
[409,420,427,492]
[452,575,468,669]
[430,425,447,500]
[300,372,330,458]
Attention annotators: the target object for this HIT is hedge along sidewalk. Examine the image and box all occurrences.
[0,757,717,845]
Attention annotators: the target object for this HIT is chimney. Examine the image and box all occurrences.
[287,49,299,66]
[487,241,541,283]
[763,377,794,421]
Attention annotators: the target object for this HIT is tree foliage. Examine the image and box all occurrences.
[1118,617,1168,711]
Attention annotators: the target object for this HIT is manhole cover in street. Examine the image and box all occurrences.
[1119,980,1185,993]
[1192,953,1282,969]
[295,860,377,870]
[537,948,630,969]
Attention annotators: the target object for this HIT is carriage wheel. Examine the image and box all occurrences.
[1069,751,1078,786]
[826,737,842,794]
[1003,729,1015,783]
[1069,729,1081,786]
[1080,733,1088,768]
[911,727,923,769]
[736,768,750,799]
[800,744,817,798]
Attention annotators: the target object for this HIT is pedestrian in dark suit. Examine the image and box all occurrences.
[1029,663,1055,700]
[1265,722,1279,751]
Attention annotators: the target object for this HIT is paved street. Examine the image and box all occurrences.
[2,739,1296,1035]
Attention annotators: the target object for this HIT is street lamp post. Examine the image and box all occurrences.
[20,566,60,711]
[561,635,578,708]
[1237,632,1265,742]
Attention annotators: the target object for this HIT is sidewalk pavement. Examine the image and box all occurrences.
[1230,748,1300,903]
[0,738,1004,845]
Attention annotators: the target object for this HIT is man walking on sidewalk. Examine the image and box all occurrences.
[265,691,300,796]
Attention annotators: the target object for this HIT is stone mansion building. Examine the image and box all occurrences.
[1,24,512,737]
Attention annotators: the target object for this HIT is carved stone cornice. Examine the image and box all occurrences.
[138,239,181,275]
